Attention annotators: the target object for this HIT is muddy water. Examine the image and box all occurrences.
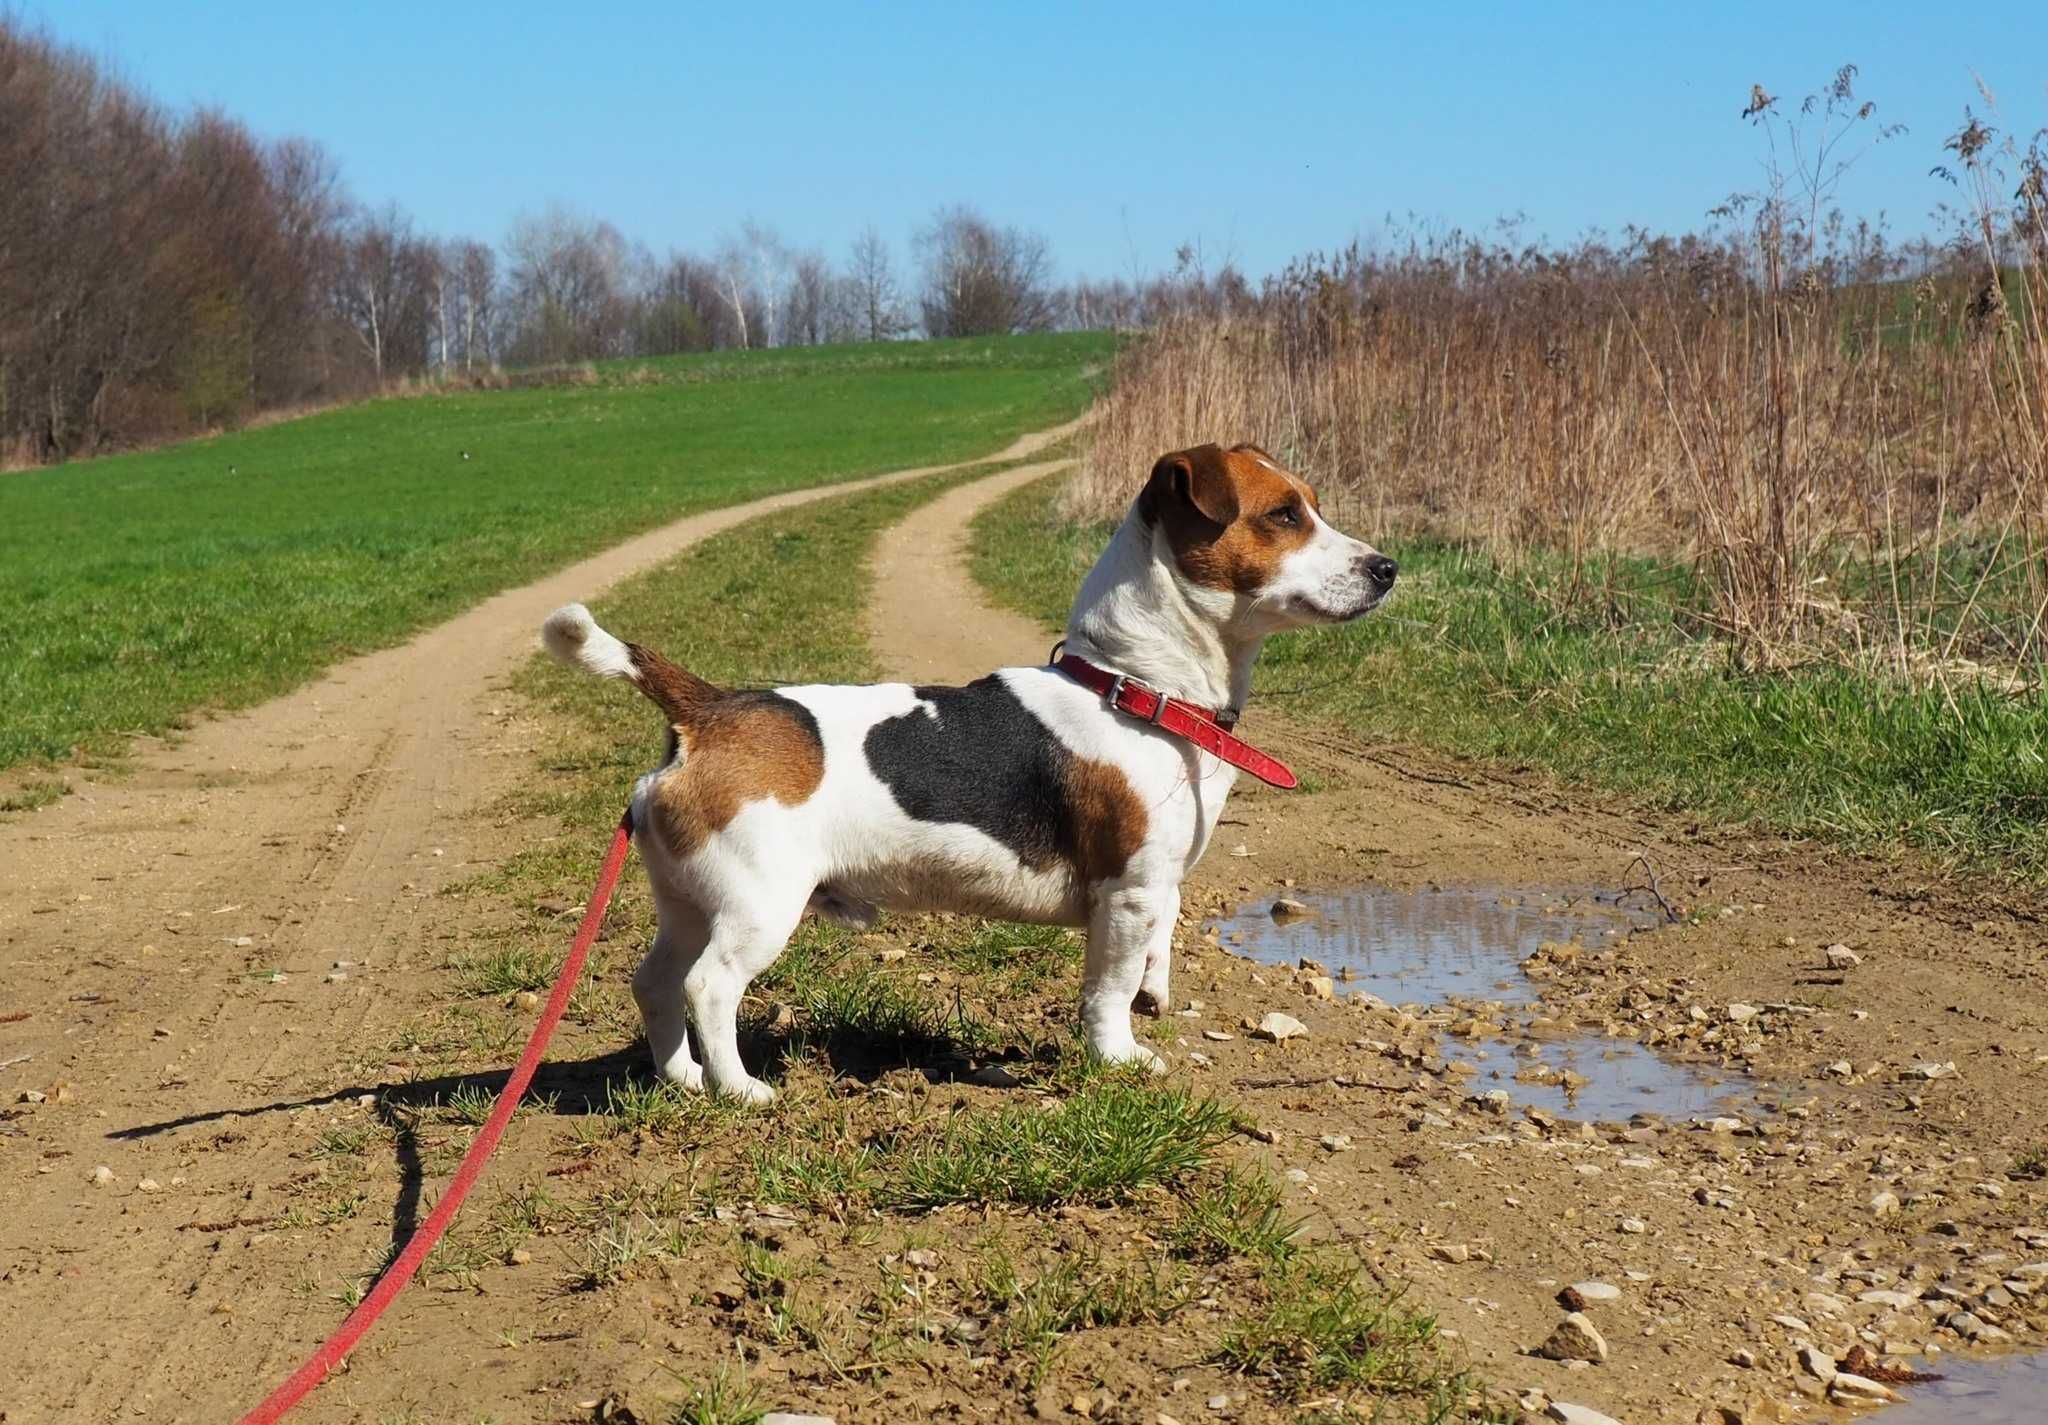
[1885,1350,2048,1422]
[1209,886,1751,1123]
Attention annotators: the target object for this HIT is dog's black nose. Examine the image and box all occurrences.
[1363,553,1398,589]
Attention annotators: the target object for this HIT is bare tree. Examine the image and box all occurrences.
[914,205,1057,338]
[503,203,633,364]
[452,239,498,369]
[845,225,906,340]
[782,250,834,346]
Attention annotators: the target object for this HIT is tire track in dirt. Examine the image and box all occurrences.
[0,418,1082,1423]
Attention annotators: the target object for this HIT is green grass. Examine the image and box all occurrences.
[970,473,2048,880]
[882,1079,1238,1209]
[0,332,1110,771]
[1217,1252,1456,1403]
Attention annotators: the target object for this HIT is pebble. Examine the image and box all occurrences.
[1253,1012,1307,1042]
[1570,1281,1621,1303]
[1869,1191,1900,1217]
[1728,1348,1756,1368]
[137,1178,162,1193]
[1431,1243,1470,1264]
[761,1415,836,1425]
[510,990,541,1014]
[1824,944,1861,969]
[1827,1373,1900,1406]
[1903,1061,1957,1081]
[1618,1217,1647,1235]
[1319,1133,1352,1153]
[1535,1312,1608,1363]
[1270,898,1312,922]
[1205,1394,1230,1413]
[1303,975,1335,1001]
[1545,1404,1624,1425]
[1202,1029,1233,1041]
[1725,1003,1760,1024]
[1857,1289,1919,1309]
[1798,1345,1836,1382]
[966,1065,1022,1088]
[89,1165,114,1186]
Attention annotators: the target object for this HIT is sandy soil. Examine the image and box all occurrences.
[4,441,2043,1425]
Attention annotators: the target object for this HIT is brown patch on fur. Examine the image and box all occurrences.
[1139,443,1318,595]
[1059,753,1148,883]
[625,641,723,724]
[647,692,825,858]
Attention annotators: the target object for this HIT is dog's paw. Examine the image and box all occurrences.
[710,1073,776,1107]
[657,1059,705,1093]
[1090,1038,1168,1075]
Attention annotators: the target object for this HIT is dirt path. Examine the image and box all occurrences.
[866,458,1069,681]
[859,471,2048,1422]
[0,420,1078,1423]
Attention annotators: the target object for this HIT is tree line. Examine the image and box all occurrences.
[4,20,1207,465]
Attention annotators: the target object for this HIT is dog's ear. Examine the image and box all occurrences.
[1142,445,1238,530]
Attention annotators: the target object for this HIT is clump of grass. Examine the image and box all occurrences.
[982,1248,1191,1380]
[882,1080,1237,1208]
[1218,1251,1449,1399]
[602,1077,734,1137]
[931,920,1083,991]
[0,777,66,814]
[668,1361,765,1425]
[310,1122,383,1159]
[455,944,555,997]
[1170,1166,1302,1265]
[750,1138,875,1212]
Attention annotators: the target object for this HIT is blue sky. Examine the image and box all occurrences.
[25,1,2048,281]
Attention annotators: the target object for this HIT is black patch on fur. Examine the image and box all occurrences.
[863,676,1074,871]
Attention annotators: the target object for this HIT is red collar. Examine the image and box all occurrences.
[1054,653,1298,790]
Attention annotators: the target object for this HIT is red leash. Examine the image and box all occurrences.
[1054,653,1298,790]
[237,809,636,1425]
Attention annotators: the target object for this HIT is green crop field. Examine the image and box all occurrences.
[0,333,1111,773]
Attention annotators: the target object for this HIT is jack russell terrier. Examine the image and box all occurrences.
[543,442,1396,1102]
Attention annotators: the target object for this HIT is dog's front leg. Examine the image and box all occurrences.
[1082,883,1174,1071]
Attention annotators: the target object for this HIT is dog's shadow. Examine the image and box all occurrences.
[109,1046,646,1273]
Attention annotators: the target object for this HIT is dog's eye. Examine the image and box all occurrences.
[1267,504,1300,527]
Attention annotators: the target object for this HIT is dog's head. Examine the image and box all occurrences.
[1137,443,1396,633]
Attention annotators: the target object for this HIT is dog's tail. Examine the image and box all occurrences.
[541,603,720,726]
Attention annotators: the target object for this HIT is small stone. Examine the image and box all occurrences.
[1470,1089,1512,1115]
[1535,1312,1608,1363]
[761,1415,836,1425]
[1827,1373,1900,1406]
[1546,1404,1624,1425]
[1903,1061,1956,1081]
[1618,1217,1647,1234]
[89,1165,115,1186]
[1570,1280,1621,1303]
[137,1178,162,1193]
[1319,1133,1353,1153]
[1303,975,1336,1001]
[509,990,541,1014]
[1823,944,1861,969]
[1270,898,1313,922]
[17,1090,45,1104]
[1725,1003,1760,1024]
[1973,1181,2006,1199]
[1728,1348,1756,1368]
[1205,1394,1230,1413]
[1430,1243,1470,1264]
[904,1248,939,1268]
[1798,1345,1837,1383]
[877,947,908,963]
[505,1247,532,1265]
[1283,1168,1310,1186]
[1202,1029,1234,1042]
[1769,1313,1812,1334]
[966,1065,1022,1088]
[1253,1012,1307,1042]
[1857,1289,1918,1309]
[1869,1191,1900,1217]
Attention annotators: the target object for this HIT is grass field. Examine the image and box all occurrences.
[972,473,2048,882]
[0,332,1110,773]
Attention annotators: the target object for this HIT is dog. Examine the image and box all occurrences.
[542,443,1396,1102]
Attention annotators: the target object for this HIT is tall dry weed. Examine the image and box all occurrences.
[1074,78,2047,680]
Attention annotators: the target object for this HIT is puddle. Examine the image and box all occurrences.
[1882,1351,2048,1422]
[1207,885,1753,1123]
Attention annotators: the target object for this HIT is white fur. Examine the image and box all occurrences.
[553,468,1390,1104]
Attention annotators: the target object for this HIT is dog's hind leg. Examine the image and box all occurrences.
[684,887,807,1106]
[1081,882,1174,1071]
[633,890,709,1091]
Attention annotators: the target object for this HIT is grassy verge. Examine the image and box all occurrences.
[0,331,1108,772]
[369,466,1486,1420]
[970,472,2048,881]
